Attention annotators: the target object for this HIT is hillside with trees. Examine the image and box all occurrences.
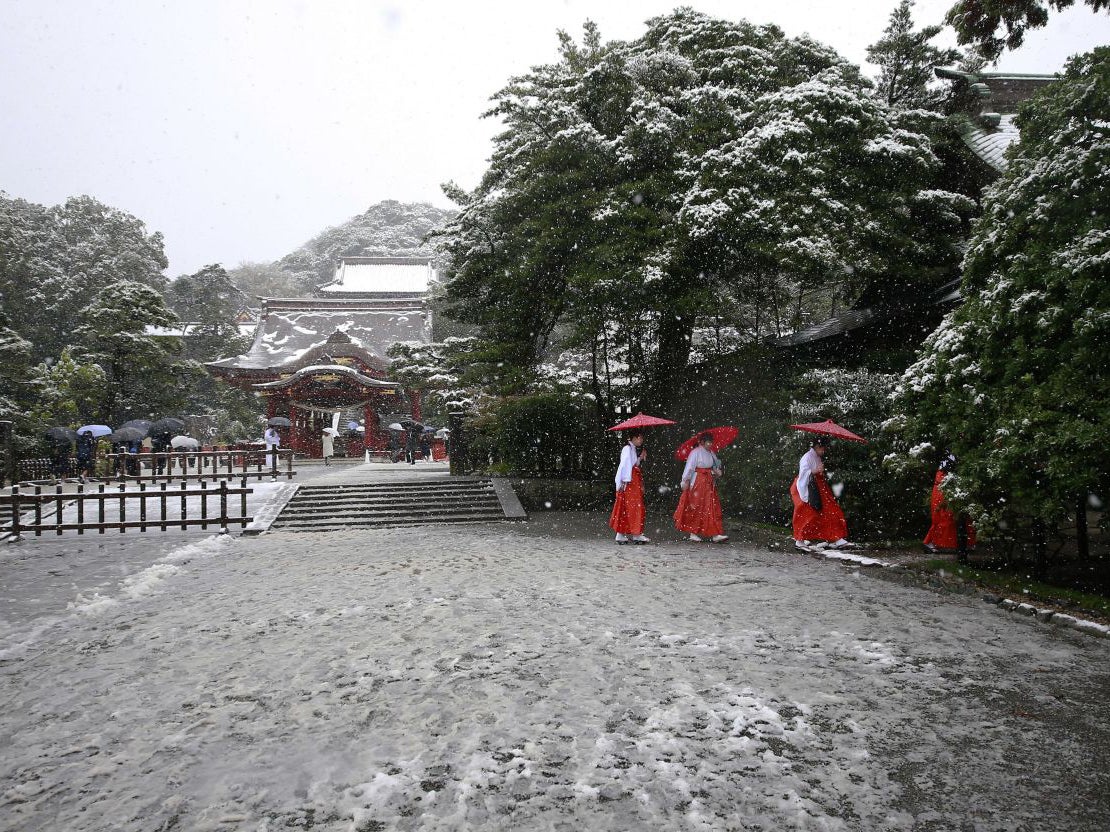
[228,200,454,298]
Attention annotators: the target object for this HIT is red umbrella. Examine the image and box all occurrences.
[674,426,739,460]
[789,419,868,444]
[608,412,676,432]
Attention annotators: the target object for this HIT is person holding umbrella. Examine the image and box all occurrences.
[75,429,96,483]
[610,429,651,544]
[790,437,851,551]
[673,432,729,543]
[321,428,335,466]
[264,423,282,468]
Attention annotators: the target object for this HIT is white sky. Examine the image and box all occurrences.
[1,0,1106,277]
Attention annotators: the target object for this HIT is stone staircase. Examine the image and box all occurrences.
[269,476,520,532]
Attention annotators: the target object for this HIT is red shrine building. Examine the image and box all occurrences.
[208,257,433,458]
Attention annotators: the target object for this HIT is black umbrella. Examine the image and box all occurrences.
[267,416,292,428]
[45,426,77,443]
[151,417,186,434]
[119,419,153,436]
[109,427,147,444]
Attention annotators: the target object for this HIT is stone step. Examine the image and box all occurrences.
[279,502,503,518]
[268,476,521,533]
[272,512,507,531]
[296,483,493,494]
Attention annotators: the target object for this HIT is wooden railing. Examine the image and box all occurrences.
[1,480,253,539]
[102,448,296,482]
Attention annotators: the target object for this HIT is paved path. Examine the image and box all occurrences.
[1,514,1108,831]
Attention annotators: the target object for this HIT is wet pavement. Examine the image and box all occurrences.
[1,510,1108,831]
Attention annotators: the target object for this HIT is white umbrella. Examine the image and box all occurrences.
[435,428,450,439]
[170,435,200,449]
[322,427,339,436]
[388,422,405,431]
[77,424,112,437]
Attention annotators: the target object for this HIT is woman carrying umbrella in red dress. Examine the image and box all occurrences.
[789,420,864,551]
[673,430,732,543]
[609,429,650,544]
[607,412,675,544]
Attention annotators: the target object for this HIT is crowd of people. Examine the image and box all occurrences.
[608,429,973,553]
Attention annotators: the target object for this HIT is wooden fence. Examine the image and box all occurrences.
[1,480,253,539]
[103,448,296,482]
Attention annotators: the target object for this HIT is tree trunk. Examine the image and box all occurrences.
[644,312,695,410]
[1076,494,1089,561]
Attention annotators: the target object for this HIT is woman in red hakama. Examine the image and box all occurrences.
[791,438,849,549]
[924,465,976,552]
[674,433,728,542]
[610,430,650,544]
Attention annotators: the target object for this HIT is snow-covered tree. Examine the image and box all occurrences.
[946,0,1109,61]
[867,0,962,109]
[438,10,970,409]
[387,337,488,420]
[74,280,198,423]
[889,47,1110,534]
[0,193,168,360]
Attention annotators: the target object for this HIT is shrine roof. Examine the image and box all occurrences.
[935,66,1056,174]
[252,364,400,391]
[207,298,427,373]
[318,256,435,296]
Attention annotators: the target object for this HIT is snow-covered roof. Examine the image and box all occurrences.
[207,298,428,373]
[146,322,258,338]
[252,364,400,390]
[952,114,1019,173]
[318,256,434,296]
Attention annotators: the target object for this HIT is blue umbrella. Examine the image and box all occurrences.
[77,424,112,437]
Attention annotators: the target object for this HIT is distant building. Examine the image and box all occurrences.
[207,256,434,457]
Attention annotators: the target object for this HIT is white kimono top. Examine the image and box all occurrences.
[681,446,721,487]
[796,448,823,504]
[614,443,641,489]
[264,428,280,448]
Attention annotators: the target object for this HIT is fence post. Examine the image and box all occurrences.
[119,482,127,534]
[34,485,42,537]
[55,483,64,535]
[139,482,148,531]
[98,484,105,534]
[77,483,85,534]
[160,482,168,531]
[180,479,187,530]
[9,485,20,540]
[270,447,278,480]
[220,480,229,535]
[200,481,208,531]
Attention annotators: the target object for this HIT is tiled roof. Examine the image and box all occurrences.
[207,299,428,373]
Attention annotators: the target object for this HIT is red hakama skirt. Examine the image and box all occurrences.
[674,467,724,537]
[609,465,645,535]
[924,469,976,549]
[790,472,848,542]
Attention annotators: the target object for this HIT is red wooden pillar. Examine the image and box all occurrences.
[266,394,275,420]
[409,389,422,423]
[288,402,297,454]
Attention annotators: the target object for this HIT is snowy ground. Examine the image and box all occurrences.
[2,513,1109,831]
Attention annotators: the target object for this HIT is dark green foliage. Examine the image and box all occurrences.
[946,0,1109,61]
[455,393,602,478]
[166,264,261,443]
[891,48,1110,537]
